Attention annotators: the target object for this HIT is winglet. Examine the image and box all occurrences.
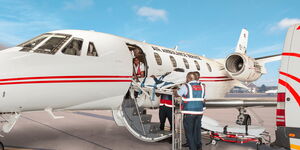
[235,28,249,54]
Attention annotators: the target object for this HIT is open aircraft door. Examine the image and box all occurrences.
[274,24,300,150]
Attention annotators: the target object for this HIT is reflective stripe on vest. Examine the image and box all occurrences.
[160,94,174,107]
[181,81,205,115]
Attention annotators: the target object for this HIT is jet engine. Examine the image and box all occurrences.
[225,53,262,82]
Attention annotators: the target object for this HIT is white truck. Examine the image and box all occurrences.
[273,24,300,150]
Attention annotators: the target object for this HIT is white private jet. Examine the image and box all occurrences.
[0,29,280,142]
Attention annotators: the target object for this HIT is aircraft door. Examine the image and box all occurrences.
[126,43,148,82]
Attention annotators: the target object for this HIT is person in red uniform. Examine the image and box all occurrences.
[159,93,174,131]
[133,57,145,82]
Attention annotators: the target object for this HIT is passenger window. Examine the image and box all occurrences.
[154,52,162,65]
[183,58,189,69]
[206,63,212,72]
[87,42,98,57]
[62,38,83,56]
[169,56,177,67]
[194,60,200,70]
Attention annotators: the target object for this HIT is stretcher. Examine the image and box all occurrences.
[202,116,271,148]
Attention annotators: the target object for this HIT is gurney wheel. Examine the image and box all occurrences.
[211,139,217,145]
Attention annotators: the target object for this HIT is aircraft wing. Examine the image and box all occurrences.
[205,97,276,108]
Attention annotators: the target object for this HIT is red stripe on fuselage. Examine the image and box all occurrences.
[0,75,132,82]
[0,75,233,85]
[0,80,132,85]
[282,52,300,58]
[278,79,300,107]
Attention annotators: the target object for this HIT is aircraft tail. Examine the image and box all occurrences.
[224,28,281,82]
[235,28,248,54]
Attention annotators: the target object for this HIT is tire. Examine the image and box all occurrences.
[211,139,217,145]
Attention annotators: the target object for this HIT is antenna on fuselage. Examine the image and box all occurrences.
[174,45,178,50]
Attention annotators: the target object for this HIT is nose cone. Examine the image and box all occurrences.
[0,44,7,50]
[0,47,36,77]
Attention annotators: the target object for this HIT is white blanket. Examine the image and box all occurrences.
[202,116,265,137]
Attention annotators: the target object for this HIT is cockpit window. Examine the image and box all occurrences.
[34,34,71,54]
[19,34,51,52]
[19,33,71,55]
[61,38,83,56]
[87,42,98,57]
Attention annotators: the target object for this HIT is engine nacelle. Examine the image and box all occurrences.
[225,53,262,82]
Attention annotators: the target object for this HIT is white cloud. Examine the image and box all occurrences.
[136,7,167,22]
[64,0,94,10]
[271,18,300,31]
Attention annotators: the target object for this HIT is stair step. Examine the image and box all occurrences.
[133,107,145,115]
[147,130,172,138]
[123,99,136,108]
[143,122,160,133]
[156,130,172,135]
[124,107,145,116]
[140,114,152,124]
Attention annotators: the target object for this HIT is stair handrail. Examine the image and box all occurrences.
[133,97,147,136]
[131,80,155,109]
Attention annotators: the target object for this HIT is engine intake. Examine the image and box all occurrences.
[226,54,245,74]
[225,53,262,82]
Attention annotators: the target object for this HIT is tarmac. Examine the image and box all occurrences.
[1,95,280,150]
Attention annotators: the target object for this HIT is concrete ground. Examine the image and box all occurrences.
[0,105,278,150]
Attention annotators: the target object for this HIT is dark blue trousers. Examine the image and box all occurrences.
[183,114,203,150]
[159,105,172,131]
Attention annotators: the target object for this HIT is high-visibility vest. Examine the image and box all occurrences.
[160,94,174,108]
[181,81,206,115]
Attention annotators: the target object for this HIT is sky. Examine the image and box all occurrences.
[0,0,299,86]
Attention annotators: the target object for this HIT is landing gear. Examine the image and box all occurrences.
[236,107,251,125]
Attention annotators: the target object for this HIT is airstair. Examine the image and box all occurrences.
[112,77,186,147]
[119,97,172,142]
[113,81,172,142]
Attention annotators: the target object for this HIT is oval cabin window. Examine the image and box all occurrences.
[183,58,189,69]
[154,52,162,65]
[206,63,212,72]
[169,56,177,67]
[194,60,200,70]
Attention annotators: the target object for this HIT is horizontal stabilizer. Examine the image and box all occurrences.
[255,54,282,74]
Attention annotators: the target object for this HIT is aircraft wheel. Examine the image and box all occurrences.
[211,139,217,145]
